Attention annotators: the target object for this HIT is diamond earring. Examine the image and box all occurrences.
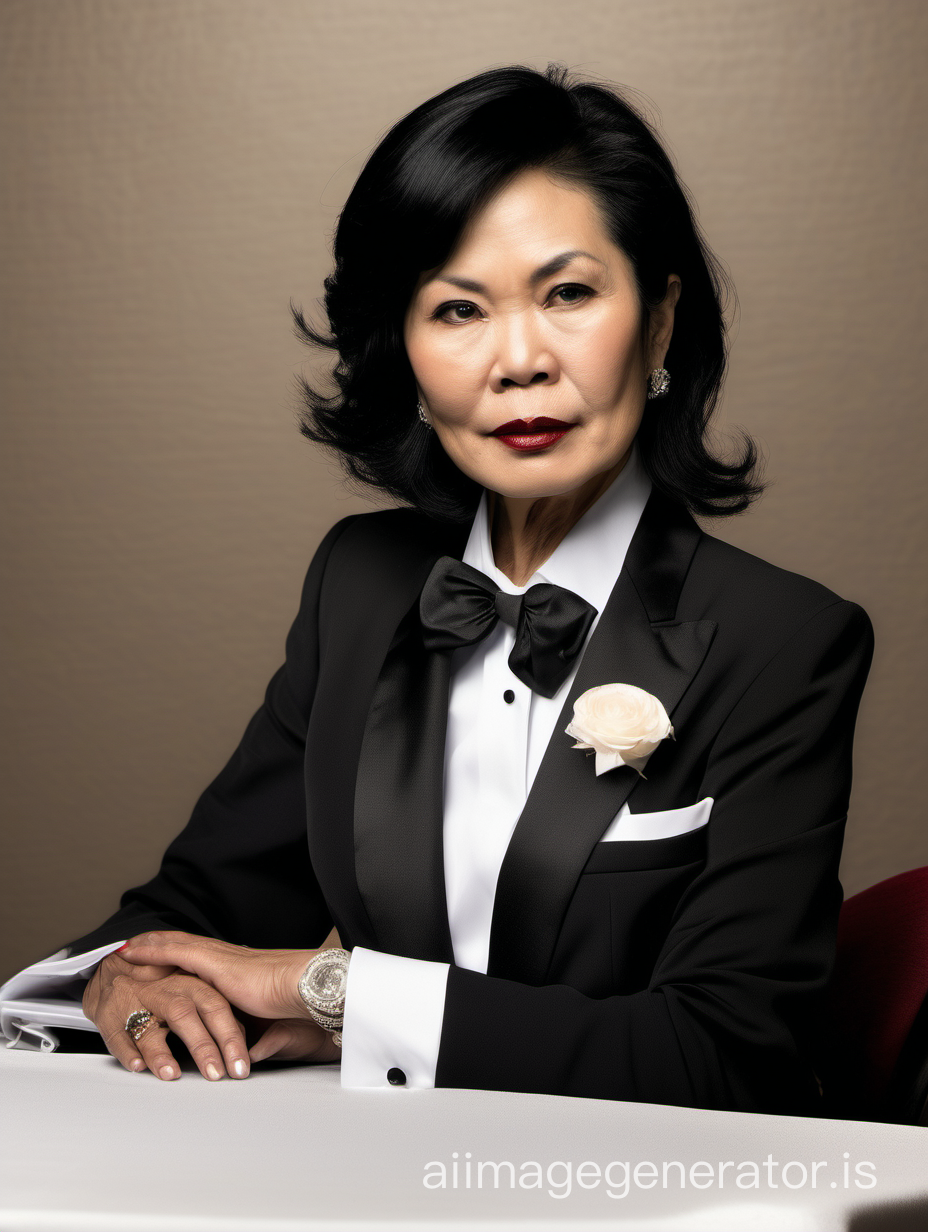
[417,400,432,429]
[647,367,671,399]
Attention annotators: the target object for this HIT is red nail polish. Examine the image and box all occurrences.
[116,942,130,952]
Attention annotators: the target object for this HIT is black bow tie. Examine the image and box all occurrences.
[419,556,597,698]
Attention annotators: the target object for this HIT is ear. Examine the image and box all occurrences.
[647,275,681,370]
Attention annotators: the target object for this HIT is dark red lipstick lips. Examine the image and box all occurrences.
[491,417,574,452]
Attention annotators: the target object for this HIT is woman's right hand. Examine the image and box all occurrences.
[82,948,251,1082]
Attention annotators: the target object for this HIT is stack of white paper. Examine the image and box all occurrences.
[0,941,124,1051]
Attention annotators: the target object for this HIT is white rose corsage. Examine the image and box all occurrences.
[565,683,674,777]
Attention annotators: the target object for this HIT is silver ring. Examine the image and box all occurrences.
[125,1009,159,1042]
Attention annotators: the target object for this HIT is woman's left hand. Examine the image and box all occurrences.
[119,931,342,1066]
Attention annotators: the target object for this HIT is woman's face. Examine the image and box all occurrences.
[404,168,679,502]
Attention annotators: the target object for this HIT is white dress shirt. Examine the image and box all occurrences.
[0,449,652,1079]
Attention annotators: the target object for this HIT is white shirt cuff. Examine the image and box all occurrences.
[340,946,449,1089]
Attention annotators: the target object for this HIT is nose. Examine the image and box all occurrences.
[489,312,559,392]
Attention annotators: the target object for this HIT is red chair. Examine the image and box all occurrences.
[824,866,928,1124]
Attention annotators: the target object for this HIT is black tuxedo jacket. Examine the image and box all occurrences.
[69,489,874,1115]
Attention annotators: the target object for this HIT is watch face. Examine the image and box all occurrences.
[305,955,348,1009]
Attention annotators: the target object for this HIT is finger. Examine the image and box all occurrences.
[98,1017,147,1074]
[249,1020,297,1063]
[195,990,251,1079]
[249,1020,308,1063]
[85,966,147,1074]
[99,1006,179,1079]
[144,977,250,1080]
[129,1021,184,1081]
[120,934,224,985]
[149,999,227,1081]
[108,954,177,982]
[102,975,183,1084]
[125,929,198,946]
[106,975,192,1081]
[119,930,210,965]
[249,1019,331,1064]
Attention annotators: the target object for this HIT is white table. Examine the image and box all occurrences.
[1,1050,926,1231]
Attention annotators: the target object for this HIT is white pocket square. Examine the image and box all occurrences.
[599,797,714,843]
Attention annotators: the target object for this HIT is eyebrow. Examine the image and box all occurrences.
[434,249,606,295]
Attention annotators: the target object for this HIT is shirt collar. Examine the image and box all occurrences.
[462,442,652,615]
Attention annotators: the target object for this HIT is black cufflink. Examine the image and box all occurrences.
[387,1067,407,1086]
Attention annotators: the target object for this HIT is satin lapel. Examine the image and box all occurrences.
[306,512,464,958]
[487,491,718,985]
[353,613,456,962]
[351,518,469,963]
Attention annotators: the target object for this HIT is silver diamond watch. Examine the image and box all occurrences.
[297,948,351,1047]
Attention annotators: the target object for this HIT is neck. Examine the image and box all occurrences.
[490,450,631,586]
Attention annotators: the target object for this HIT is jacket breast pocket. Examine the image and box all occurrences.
[582,798,713,874]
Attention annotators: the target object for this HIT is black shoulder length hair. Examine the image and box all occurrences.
[294,63,764,523]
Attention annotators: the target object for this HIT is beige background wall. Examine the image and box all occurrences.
[1,0,926,981]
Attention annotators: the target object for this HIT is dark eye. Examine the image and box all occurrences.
[550,283,592,305]
[435,301,481,323]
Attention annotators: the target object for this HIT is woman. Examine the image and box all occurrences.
[7,65,873,1114]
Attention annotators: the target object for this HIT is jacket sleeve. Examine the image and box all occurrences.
[434,598,875,1114]
[63,516,358,958]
